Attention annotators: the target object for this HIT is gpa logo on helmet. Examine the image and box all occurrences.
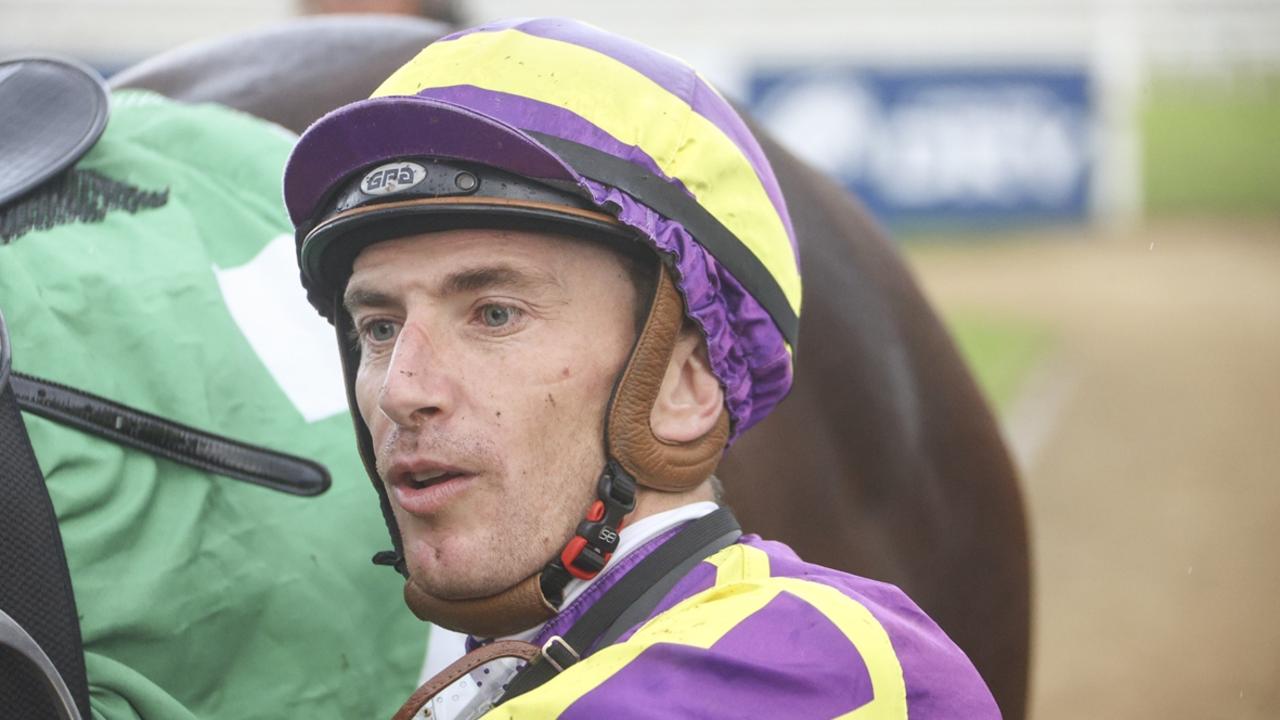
[360,161,427,196]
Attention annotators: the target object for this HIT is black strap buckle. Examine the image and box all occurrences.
[560,461,636,581]
[540,461,637,607]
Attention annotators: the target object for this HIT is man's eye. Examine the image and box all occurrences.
[480,305,516,328]
[365,320,398,343]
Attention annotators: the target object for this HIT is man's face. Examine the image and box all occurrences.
[345,228,640,600]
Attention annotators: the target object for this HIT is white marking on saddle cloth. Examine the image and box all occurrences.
[213,234,347,422]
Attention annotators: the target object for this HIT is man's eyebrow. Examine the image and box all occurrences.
[440,265,561,296]
[342,287,398,315]
[343,264,562,314]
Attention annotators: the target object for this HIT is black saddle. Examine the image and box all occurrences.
[0,56,109,207]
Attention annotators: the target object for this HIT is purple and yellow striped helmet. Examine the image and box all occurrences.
[285,17,801,440]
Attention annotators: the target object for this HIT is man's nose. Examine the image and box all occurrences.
[377,324,455,427]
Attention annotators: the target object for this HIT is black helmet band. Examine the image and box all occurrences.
[298,158,636,322]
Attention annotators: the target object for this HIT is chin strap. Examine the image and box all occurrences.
[401,461,636,638]
[539,461,636,606]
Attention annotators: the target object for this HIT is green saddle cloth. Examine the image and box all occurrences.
[0,90,423,719]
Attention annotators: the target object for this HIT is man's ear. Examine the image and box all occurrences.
[650,325,724,443]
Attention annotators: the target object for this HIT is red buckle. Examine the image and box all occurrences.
[547,461,636,591]
[560,536,612,580]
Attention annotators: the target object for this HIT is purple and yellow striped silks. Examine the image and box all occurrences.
[284,18,801,436]
[493,535,1001,719]
[372,20,800,306]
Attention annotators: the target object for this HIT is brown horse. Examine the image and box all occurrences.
[114,15,1030,718]
[723,123,1031,720]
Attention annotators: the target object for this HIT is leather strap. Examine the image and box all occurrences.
[11,372,330,496]
[608,263,730,492]
[391,640,540,720]
[403,571,556,639]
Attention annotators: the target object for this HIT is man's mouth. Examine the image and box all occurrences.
[389,462,475,516]
[404,469,463,490]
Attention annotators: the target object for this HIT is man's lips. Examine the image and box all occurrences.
[387,460,476,516]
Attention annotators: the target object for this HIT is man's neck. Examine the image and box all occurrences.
[630,478,717,521]
[493,500,721,644]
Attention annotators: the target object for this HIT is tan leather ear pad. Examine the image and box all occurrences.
[607,264,730,492]
[403,572,555,638]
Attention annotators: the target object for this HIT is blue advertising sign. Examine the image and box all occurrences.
[748,67,1092,227]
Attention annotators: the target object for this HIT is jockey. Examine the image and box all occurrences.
[284,17,999,719]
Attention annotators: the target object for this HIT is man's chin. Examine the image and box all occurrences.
[406,572,519,601]
[401,534,546,599]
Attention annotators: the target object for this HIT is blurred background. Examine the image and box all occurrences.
[3,1,1276,717]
